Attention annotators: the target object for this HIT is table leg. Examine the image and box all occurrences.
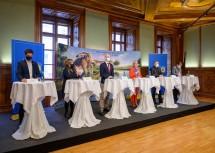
[12,102,56,140]
[158,91,178,108]
[68,91,101,128]
[177,85,199,105]
[134,93,156,114]
[105,91,131,119]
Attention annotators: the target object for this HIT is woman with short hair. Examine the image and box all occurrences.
[129,61,142,108]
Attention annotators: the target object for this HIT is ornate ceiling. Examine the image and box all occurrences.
[56,0,215,30]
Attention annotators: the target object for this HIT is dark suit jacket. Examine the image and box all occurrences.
[16,60,41,81]
[100,62,114,84]
[150,66,163,78]
[62,67,81,98]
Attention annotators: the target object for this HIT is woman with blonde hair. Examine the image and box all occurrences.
[129,61,142,107]
[62,59,81,118]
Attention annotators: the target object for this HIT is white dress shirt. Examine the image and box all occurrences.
[26,60,33,79]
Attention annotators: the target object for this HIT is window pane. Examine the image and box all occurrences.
[116,34,121,41]
[42,23,54,33]
[112,44,114,51]
[121,34,125,42]
[157,48,161,54]
[115,44,120,51]
[73,24,79,47]
[58,38,68,45]
[58,25,68,35]
[44,51,55,64]
[121,44,125,51]
[42,36,53,50]
[112,33,114,41]
[44,65,54,79]
[157,40,161,47]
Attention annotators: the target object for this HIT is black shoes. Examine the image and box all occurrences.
[64,113,70,119]
[104,108,110,112]
[99,108,110,116]
[99,111,105,116]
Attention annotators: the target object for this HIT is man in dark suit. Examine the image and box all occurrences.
[99,54,114,116]
[16,49,41,124]
[172,62,182,102]
[150,60,163,104]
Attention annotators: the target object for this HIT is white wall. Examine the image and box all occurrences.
[201,24,215,67]
[139,23,154,66]
[85,11,109,50]
[0,0,35,64]
[184,27,200,68]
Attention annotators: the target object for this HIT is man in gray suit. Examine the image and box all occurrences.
[172,62,182,102]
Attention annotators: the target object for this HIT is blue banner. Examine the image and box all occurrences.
[148,53,168,76]
[11,39,44,119]
[148,53,168,95]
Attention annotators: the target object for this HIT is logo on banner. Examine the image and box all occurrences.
[161,66,166,73]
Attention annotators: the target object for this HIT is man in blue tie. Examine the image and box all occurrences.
[99,54,114,116]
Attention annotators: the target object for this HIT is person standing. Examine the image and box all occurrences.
[99,54,114,116]
[150,60,163,104]
[172,62,182,102]
[62,59,81,119]
[129,61,142,107]
[16,49,41,124]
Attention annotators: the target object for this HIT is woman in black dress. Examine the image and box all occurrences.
[62,59,81,118]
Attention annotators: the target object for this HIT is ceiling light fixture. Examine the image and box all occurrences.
[184,3,215,31]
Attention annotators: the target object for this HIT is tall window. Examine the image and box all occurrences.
[156,34,172,75]
[110,17,139,51]
[156,35,162,53]
[112,29,126,51]
[41,8,80,79]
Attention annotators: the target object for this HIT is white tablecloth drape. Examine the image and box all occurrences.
[133,78,160,114]
[64,79,101,128]
[177,76,200,105]
[10,81,58,140]
[158,77,182,108]
[103,79,134,119]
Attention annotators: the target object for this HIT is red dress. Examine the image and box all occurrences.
[129,67,142,107]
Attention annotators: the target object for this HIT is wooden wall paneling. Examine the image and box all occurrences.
[183,68,215,98]
[108,15,112,51]
[141,67,148,77]
[79,10,86,48]
[0,64,12,112]
[136,22,140,51]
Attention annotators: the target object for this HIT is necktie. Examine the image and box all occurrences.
[108,63,110,73]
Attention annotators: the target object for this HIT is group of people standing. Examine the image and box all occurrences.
[16,49,182,125]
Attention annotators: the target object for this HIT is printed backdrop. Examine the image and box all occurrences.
[56,43,141,99]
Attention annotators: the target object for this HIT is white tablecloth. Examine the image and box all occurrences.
[158,77,182,108]
[64,79,101,128]
[133,78,160,114]
[103,79,134,119]
[177,76,200,105]
[10,81,58,140]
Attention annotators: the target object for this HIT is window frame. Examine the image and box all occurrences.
[41,15,73,79]
[35,1,86,80]
[109,15,139,51]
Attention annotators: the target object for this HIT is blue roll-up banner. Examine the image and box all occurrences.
[148,53,168,95]
[11,39,44,120]
[148,53,168,76]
